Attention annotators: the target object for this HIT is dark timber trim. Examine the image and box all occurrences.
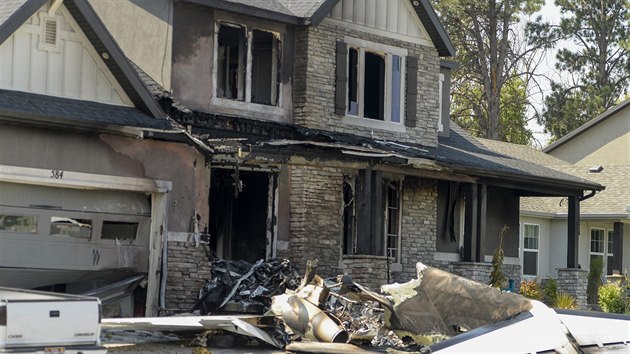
[567,196,580,268]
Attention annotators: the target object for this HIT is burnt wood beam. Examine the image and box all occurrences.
[476,184,487,262]
[356,169,372,254]
[567,196,580,268]
[371,170,384,256]
[463,183,478,262]
[613,222,624,274]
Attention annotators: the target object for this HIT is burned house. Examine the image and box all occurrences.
[0,0,213,316]
[86,0,605,312]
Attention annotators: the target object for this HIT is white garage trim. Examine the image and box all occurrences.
[0,164,171,193]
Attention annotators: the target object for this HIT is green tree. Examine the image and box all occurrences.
[435,0,547,143]
[533,0,629,141]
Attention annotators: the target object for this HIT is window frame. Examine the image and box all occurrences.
[211,16,284,114]
[342,37,407,131]
[522,223,539,277]
[590,227,606,270]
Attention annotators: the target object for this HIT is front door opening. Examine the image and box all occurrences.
[209,169,270,263]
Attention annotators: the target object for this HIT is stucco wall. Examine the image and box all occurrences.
[548,105,630,165]
[90,0,173,90]
[0,124,210,234]
[293,20,440,147]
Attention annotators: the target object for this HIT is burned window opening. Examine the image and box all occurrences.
[101,221,139,241]
[342,176,356,255]
[217,23,247,101]
[251,29,280,106]
[342,172,401,261]
[209,169,272,263]
[364,51,385,120]
[50,217,92,239]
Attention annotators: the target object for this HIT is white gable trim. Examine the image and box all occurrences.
[0,3,133,107]
[326,0,436,48]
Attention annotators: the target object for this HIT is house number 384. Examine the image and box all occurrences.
[50,170,64,179]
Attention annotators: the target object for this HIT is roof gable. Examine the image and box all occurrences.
[0,3,132,106]
[327,0,434,47]
[0,0,165,121]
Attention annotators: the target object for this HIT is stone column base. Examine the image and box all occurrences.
[557,268,588,310]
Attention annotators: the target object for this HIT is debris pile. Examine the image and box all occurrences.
[191,258,301,314]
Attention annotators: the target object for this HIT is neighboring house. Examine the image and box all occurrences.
[90,0,604,312]
[516,98,630,279]
[0,0,213,316]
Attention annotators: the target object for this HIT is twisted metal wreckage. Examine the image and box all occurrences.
[103,259,630,353]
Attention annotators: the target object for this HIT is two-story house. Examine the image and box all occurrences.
[86,0,603,312]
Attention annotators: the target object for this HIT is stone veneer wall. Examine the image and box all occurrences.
[557,268,588,310]
[293,21,440,147]
[164,241,212,313]
[280,168,439,289]
[450,262,522,287]
[278,165,344,277]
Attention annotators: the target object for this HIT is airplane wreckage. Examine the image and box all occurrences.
[101,259,630,353]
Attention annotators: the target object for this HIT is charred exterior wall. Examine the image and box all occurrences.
[484,187,519,258]
[278,165,438,290]
[292,21,440,147]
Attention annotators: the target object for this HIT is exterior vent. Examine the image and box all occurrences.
[45,19,57,46]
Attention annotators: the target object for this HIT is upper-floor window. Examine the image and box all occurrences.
[215,22,280,106]
[345,39,406,125]
[335,38,417,130]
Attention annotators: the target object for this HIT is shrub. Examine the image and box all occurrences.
[587,257,604,304]
[541,278,558,305]
[519,279,543,300]
[553,292,577,310]
[598,283,625,313]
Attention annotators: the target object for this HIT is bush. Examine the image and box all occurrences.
[541,278,557,305]
[519,279,543,300]
[598,283,625,313]
[553,292,577,310]
[587,257,604,304]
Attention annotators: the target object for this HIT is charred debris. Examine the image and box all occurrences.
[119,258,532,352]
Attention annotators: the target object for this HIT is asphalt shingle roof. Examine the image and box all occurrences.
[278,0,328,18]
[0,0,28,27]
[521,165,630,217]
[0,89,172,130]
[435,124,602,189]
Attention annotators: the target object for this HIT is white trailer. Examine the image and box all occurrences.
[0,288,106,354]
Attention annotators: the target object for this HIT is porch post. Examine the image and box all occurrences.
[613,222,624,274]
[567,196,580,268]
[463,183,478,262]
[475,184,487,262]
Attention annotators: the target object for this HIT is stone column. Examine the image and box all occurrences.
[557,268,588,310]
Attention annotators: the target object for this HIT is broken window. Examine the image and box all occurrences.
[217,23,247,101]
[346,44,405,123]
[385,181,400,259]
[101,221,138,241]
[50,217,91,239]
[342,176,356,255]
[216,23,281,106]
[342,173,402,262]
[0,214,37,233]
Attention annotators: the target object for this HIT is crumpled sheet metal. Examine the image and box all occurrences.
[380,262,533,343]
[272,293,349,343]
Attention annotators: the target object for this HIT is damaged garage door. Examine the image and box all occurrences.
[0,182,151,291]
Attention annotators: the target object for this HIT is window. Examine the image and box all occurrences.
[385,181,401,260]
[50,217,91,239]
[346,40,406,124]
[590,228,605,269]
[102,221,139,241]
[522,224,539,276]
[0,214,37,234]
[342,173,402,263]
[216,22,280,106]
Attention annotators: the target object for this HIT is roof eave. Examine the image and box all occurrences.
[181,0,300,25]
[412,0,456,57]
[544,97,630,153]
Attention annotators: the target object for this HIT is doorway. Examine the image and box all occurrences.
[209,169,273,263]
